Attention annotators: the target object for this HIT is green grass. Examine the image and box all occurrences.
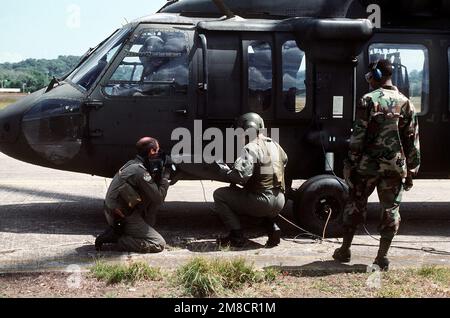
[176,257,279,298]
[90,261,162,285]
[312,279,338,294]
[377,286,404,298]
[417,266,450,287]
[262,267,280,282]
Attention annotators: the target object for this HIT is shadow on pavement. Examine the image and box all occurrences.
[185,239,265,253]
[0,184,449,239]
[268,260,368,276]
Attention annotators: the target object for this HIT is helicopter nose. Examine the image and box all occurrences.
[0,97,34,158]
[0,105,23,144]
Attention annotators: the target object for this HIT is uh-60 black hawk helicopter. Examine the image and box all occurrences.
[0,0,449,236]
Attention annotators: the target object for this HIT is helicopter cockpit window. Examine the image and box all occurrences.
[282,40,306,113]
[104,30,189,97]
[369,44,429,114]
[68,27,131,91]
[248,41,273,112]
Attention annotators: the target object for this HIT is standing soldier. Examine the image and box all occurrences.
[333,59,421,271]
[95,137,171,253]
[213,113,288,248]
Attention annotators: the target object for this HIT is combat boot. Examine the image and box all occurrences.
[332,248,352,263]
[373,238,392,271]
[263,218,281,248]
[95,227,120,251]
[217,230,246,248]
[332,229,355,263]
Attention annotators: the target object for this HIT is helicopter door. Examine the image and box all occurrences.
[197,32,242,162]
[86,25,195,172]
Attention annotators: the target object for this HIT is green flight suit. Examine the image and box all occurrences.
[214,136,288,231]
[104,155,169,253]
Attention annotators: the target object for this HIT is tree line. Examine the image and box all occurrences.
[0,56,80,92]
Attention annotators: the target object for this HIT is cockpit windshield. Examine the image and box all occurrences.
[67,27,131,91]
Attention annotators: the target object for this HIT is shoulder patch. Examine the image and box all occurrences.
[143,172,152,182]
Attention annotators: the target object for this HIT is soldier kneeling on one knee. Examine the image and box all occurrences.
[95,137,172,253]
[213,113,288,248]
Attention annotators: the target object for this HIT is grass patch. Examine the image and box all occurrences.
[312,279,338,294]
[176,257,278,297]
[377,286,404,298]
[262,267,280,282]
[417,266,450,287]
[90,261,162,285]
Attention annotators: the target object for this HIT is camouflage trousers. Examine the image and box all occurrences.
[343,174,404,240]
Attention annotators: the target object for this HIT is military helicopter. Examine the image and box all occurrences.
[0,0,449,236]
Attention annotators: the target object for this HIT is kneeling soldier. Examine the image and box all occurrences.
[213,113,288,248]
[95,137,171,253]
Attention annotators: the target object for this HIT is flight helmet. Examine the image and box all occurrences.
[235,112,265,132]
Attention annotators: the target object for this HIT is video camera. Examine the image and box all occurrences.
[147,151,177,182]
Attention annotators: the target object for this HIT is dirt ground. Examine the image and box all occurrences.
[1,268,449,298]
[1,149,450,299]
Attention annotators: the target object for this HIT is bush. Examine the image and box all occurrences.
[176,257,278,297]
[91,261,162,285]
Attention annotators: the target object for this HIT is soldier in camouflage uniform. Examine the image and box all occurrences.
[333,59,421,271]
[95,137,170,253]
[213,113,288,248]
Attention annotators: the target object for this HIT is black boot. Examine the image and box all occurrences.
[263,218,281,248]
[95,227,120,251]
[217,230,246,248]
[333,229,355,263]
[373,238,392,271]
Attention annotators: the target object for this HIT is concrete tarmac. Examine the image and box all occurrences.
[0,153,449,273]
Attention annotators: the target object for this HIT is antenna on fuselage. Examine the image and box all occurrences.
[211,0,235,19]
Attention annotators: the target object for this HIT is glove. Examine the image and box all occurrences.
[161,166,171,180]
[403,171,414,192]
[161,152,177,178]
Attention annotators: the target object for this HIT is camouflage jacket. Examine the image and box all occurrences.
[347,85,421,178]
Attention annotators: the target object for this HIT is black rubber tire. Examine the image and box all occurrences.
[293,175,349,238]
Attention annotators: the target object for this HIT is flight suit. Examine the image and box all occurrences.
[104,155,169,253]
[343,85,421,240]
[214,136,288,231]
